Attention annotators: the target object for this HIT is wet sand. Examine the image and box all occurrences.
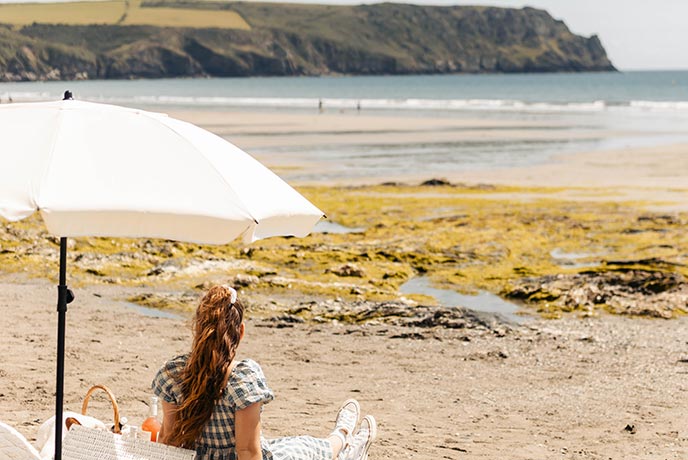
[169,109,688,209]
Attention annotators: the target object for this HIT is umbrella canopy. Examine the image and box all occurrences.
[0,95,324,460]
[0,99,323,243]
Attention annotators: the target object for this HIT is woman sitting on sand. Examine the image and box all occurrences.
[152,285,376,460]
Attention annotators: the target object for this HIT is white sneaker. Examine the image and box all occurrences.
[332,399,360,448]
[340,415,376,460]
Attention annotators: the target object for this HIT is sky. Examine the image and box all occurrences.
[0,0,686,70]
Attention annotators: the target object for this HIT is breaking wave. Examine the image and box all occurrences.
[3,91,688,114]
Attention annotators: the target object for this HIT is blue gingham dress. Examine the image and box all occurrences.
[152,355,332,460]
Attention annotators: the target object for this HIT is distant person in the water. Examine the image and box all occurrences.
[319,99,323,113]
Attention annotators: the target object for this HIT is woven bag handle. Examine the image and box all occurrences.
[81,384,121,434]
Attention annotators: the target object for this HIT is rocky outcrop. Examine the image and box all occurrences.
[0,3,614,81]
[258,299,516,335]
[504,265,688,318]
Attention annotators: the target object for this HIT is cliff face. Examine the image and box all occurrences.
[0,3,615,81]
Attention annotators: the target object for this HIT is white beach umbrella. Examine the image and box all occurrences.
[0,97,322,243]
[0,93,324,460]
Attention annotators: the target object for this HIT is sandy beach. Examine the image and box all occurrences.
[1,277,687,460]
[1,107,688,460]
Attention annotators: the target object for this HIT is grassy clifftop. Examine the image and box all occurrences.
[0,1,615,81]
[0,0,250,28]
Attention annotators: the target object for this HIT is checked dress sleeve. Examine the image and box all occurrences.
[151,355,187,405]
[227,359,275,410]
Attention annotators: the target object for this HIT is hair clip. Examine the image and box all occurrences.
[223,285,238,305]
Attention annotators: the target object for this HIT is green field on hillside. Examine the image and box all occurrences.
[0,0,250,29]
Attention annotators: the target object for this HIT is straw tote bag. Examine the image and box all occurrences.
[62,385,196,460]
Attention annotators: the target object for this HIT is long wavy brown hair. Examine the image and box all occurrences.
[166,285,244,448]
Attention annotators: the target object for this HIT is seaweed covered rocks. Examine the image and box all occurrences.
[257,298,515,339]
[504,263,688,318]
[1,182,687,321]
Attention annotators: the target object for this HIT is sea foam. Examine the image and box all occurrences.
[3,91,688,115]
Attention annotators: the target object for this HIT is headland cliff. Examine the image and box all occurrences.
[0,1,615,81]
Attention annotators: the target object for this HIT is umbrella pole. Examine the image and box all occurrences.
[54,237,73,460]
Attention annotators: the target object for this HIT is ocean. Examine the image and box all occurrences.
[2,71,688,111]
[2,71,688,181]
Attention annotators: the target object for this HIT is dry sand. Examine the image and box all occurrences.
[2,109,688,460]
[1,277,687,460]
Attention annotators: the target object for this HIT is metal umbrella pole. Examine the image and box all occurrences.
[52,89,76,460]
[55,237,74,460]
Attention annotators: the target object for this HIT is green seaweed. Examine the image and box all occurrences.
[1,184,686,319]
